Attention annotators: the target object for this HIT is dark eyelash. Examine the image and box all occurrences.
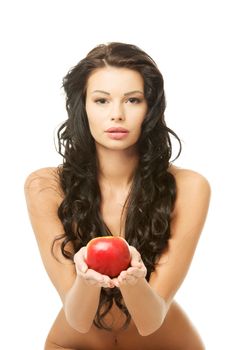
[94,97,142,104]
[95,98,107,104]
[128,97,141,103]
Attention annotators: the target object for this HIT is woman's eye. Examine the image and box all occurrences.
[128,97,141,104]
[94,97,142,105]
[95,98,108,104]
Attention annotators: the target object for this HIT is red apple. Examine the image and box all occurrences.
[86,236,131,277]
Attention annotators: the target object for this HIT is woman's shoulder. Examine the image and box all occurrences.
[24,166,64,201]
[24,166,60,188]
[168,164,211,188]
[168,164,211,215]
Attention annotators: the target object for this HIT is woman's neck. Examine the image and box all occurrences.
[96,147,138,191]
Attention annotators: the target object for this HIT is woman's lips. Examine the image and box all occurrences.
[105,127,129,140]
[106,127,129,132]
[106,131,129,140]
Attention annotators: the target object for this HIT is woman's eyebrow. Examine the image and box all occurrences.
[92,90,144,95]
[124,90,144,96]
[92,90,110,95]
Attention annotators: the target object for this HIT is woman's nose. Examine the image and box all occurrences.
[110,115,124,121]
[110,103,125,121]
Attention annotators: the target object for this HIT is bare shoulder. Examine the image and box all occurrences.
[149,165,211,303]
[24,166,76,301]
[168,164,211,214]
[166,164,211,247]
[24,166,61,189]
[168,164,211,186]
[24,166,64,203]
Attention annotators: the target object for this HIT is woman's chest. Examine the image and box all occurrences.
[100,196,128,237]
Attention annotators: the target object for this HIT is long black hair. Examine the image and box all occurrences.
[53,42,182,331]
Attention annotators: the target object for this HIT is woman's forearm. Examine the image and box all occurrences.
[120,278,167,336]
[64,275,101,333]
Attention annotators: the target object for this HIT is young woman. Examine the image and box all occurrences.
[24,42,211,349]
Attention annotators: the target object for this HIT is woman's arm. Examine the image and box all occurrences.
[64,247,114,333]
[63,275,101,332]
[114,169,211,336]
[120,277,167,336]
[24,167,112,333]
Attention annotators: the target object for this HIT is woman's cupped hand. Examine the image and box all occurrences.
[73,246,147,289]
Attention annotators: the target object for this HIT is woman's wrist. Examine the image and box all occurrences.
[64,274,102,332]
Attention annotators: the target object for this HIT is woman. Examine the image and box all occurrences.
[24,42,211,349]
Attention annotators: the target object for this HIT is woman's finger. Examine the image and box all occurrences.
[83,270,115,288]
[125,274,137,285]
[127,266,147,278]
[129,246,142,267]
[83,269,104,282]
[127,267,139,274]
[73,247,88,273]
[101,275,115,288]
[111,278,119,288]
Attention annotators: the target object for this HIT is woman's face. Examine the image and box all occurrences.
[85,66,148,152]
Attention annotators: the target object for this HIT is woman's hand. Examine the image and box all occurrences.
[112,246,147,288]
[73,247,115,289]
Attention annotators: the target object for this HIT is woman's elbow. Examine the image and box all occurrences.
[64,309,92,334]
[137,316,165,336]
[72,326,91,334]
[138,324,161,337]
[66,318,91,334]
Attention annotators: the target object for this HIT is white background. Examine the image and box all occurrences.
[0,0,233,349]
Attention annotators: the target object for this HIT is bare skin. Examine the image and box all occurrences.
[25,166,210,350]
[44,301,205,350]
[24,66,211,349]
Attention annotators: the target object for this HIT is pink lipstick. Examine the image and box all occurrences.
[105,127,129,140]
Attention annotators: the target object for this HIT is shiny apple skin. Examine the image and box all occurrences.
[86,236,131,277]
